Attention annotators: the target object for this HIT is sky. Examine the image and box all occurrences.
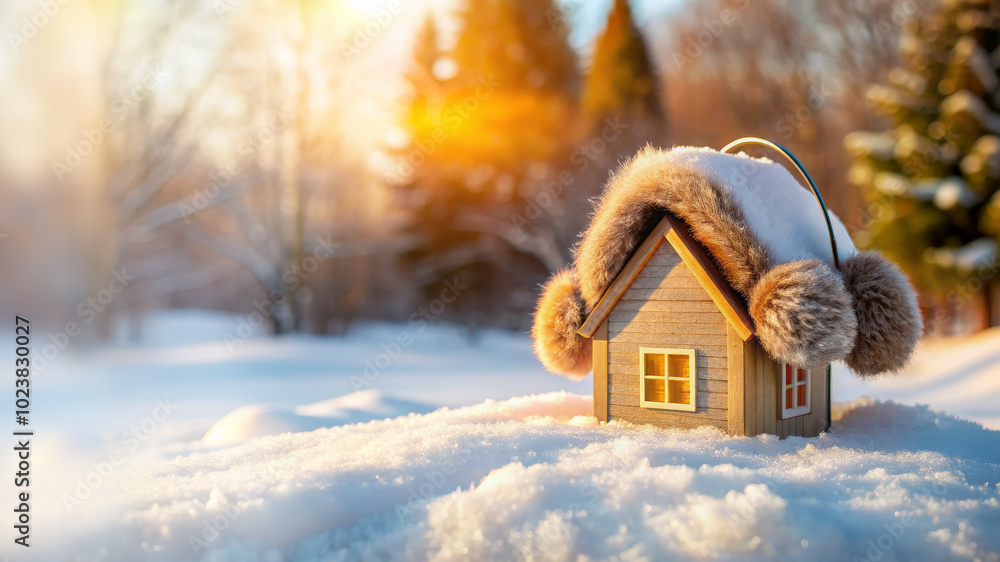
[0,0,693,187]
[339,0,690,49]
[561,0,690,48]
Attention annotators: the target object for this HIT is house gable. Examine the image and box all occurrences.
[602,239,731,431]
[584,213,831,438]
[578,214,755,341]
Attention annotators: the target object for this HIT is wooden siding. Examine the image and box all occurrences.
[607,242,729,431]
[590,216,831,438]
[663,219,755,340]
[578,218,672,337]
[808,366,831,437]
[741,338,829,438]
[726,324,745,436]
[578,213,755,341]
[593,320,609,423]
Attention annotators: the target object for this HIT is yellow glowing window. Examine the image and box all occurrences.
[780,363,810,419]
[639,348,696,412]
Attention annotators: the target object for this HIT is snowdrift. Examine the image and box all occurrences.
[202,390,436,446]
[69,392,1000,561]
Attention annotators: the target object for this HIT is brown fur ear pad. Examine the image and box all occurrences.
[840,251,922,376]
[531,269,593,379]
[748,260,858,368]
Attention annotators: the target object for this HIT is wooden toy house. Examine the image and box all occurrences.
[531,141,922,439]
[576,213,829,438]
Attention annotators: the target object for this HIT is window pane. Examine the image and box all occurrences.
[645,378,665,402]
[785,364,793,385]
[797,368,806,383]
[645,353,665,378]
[668,354,689,379]
[797,383,807,407]
[785,387,794,409]
[668,379,691,405]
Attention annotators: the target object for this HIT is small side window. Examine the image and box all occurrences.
[780,363,810,419]
[640,348,696,412]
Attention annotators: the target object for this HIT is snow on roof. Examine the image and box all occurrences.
[666,147,857,267]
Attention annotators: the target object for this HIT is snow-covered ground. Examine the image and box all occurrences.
[834,329,1000,430]
[36,312,585,459]
[68,393,1000,562]
[12,311,1000,561]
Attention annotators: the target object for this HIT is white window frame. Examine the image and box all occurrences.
[780,362,811,419]
[639,347,696,412]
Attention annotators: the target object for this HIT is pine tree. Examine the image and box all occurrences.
[581,0,663,127]
[443,0,579,170]
[845,0,1000,329]
[406,16,442,137]
[395,0,582,326]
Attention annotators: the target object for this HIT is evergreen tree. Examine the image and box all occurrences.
[395,0,581,327]
[406,16,442,135]
[581,0,663,127]
[444,0,579,170]
[845,0,1000,328]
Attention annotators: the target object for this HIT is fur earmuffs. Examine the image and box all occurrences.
[531,269,592,379]
[840,251,924,376]
[531,146,922,378]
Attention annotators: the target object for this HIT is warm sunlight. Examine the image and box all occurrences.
[2,0,999,559]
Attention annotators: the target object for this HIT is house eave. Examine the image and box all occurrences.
[577,212,756,342]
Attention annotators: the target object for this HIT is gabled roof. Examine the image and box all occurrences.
[577,213,756,341]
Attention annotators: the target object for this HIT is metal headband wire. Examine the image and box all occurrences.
[721,137,841,270]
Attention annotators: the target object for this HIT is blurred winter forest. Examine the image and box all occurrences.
[1,0,999,342]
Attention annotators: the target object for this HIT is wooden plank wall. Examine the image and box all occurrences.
[593,320,608,422]
[598,235,831,438]
[726,325,745,436]
[607,243,729,431]
[744,339,829,438]
[806,366,830,436]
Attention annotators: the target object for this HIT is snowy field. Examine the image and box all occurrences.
[11,311,1000,561]
[68,393,1000,562]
